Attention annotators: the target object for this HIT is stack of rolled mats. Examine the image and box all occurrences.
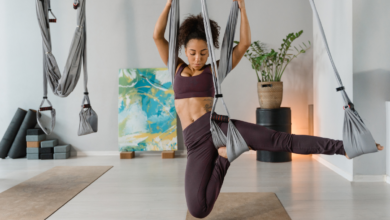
[26,128,71,160]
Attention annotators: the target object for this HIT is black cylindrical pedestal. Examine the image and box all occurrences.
[256,107,292,162]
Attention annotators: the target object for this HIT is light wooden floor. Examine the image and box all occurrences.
[1,154,389,220]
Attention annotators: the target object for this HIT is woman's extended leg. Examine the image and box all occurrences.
[185,136,231,218]
[217,119,346,156]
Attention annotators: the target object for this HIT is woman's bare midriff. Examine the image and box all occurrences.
[175,97,214,131]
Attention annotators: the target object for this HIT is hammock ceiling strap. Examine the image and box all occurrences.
[168,0,249,163]
[309,0,377,158]
[36,0,98,136]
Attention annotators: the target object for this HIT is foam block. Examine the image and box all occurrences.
[27,154,39,160]
[40,147,53,154]
[54,152,70,160]
[27,128,45,135]
[27,141,41,148]
[162,150,175,159]
[54,145,71,153]
[26,134,46,142]
[40,153,53,160]
[27,148,40,154]
[41,139,58,148]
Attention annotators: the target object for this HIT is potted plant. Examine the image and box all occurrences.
[235,30,311,109]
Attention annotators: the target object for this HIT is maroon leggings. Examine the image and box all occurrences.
[182,111,345,219]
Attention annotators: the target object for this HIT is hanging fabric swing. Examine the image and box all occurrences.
[309,0,377,159]
[168,0,249,163]
[35,0,98,136]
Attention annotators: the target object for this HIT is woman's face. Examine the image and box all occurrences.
[184,39,209,70]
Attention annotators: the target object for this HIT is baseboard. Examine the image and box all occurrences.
[353,175,387,182]
[76,150,188,157]
[312,155,353,181]
[386,175,390,184]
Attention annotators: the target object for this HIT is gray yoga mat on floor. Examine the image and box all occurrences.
[0,166,112,220]
[186,192,291,220]
[8,110,38,159]
[0,108,27,159]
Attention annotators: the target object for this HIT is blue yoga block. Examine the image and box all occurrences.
[26,134,46,142]
[54,145,71,153]
[27,154,39,160]
[54,152,70,160]
[41,139,58,148]
[27,148,40,154]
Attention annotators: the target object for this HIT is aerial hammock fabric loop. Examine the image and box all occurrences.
[168,0,249,163]
[309,0,377,159]
[35,0,98,136]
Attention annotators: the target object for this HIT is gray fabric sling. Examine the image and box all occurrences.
[35,0,98,136]
[168,0,249,163]
[309,0,377,159]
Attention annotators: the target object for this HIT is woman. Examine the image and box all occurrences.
[153,0,384,218]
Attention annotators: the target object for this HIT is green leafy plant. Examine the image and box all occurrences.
[235,30,311,82]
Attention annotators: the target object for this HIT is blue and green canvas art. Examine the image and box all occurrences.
[118,68,177,152]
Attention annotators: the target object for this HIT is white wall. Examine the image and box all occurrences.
[312,0,353,177]
[0,0,313,154]
[353,0,390,176]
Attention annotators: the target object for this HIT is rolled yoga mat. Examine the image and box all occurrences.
[0,108,27,159]
[186,192,291,220]
[8,109,38,159]
[0,166,113,220]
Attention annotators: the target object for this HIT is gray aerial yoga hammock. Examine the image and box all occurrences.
[168,0,249,163]
[309,0,378,159]
[35,0,98,136]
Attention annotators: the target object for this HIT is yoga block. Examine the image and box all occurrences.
[41,139,58,148]
[27,154,39,160]
[54,145,71,153]
[40,147,53,154]
[162,150,175,159]
[40,153,53,160]
[27,148,40,154]
[54,152,70,160]
[120,151,135,159]
[27,141,41,148]
[26,134,46,142]
[27,128,44,135]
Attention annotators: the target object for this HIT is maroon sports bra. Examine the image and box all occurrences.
[173,63,215,99]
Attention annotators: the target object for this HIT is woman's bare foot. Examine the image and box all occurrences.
[218,147,228,159]
[218,146,253,159]
[345,143,384,159]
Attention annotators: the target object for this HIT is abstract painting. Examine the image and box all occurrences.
[118,68,177,152]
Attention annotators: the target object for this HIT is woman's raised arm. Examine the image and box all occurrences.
[231,0,251,70]
[153,0,173,66]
